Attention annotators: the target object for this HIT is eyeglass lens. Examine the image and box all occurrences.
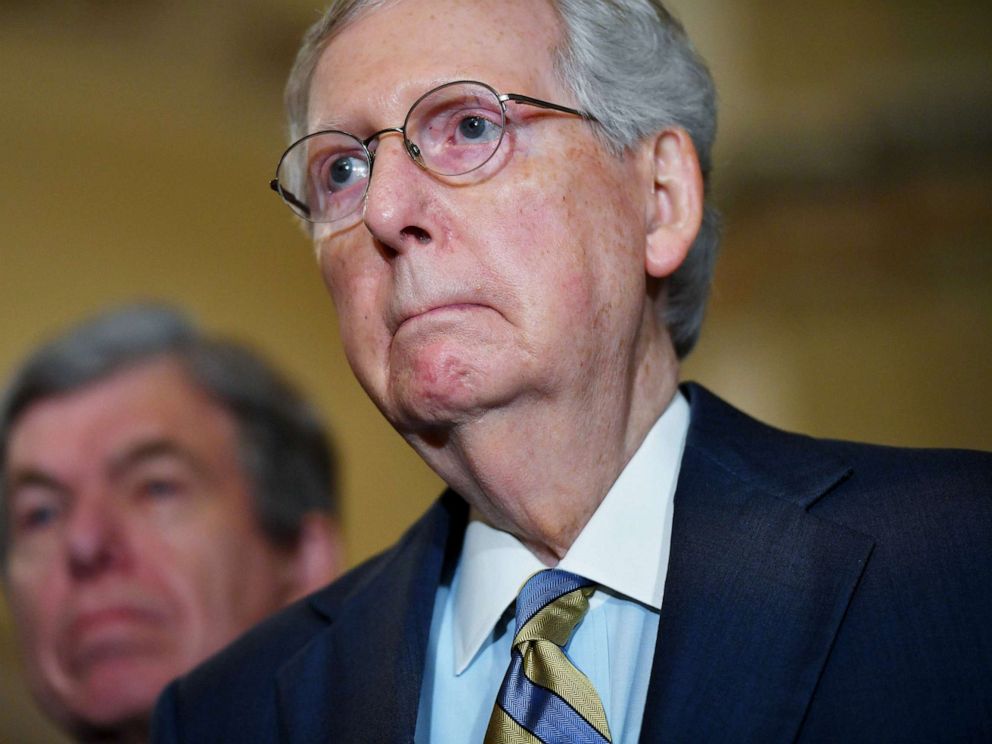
[277,81,507,223]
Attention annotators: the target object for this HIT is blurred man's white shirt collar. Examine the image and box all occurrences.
[452,390,690,674]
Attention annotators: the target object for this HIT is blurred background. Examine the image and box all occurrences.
[1,0,989,739]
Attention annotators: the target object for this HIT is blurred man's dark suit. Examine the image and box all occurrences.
[152,383,992,743]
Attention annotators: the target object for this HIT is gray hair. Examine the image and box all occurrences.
[283,0,720,357]
[0,304,337,560]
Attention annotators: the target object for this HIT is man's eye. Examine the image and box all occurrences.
[455,115,500,143]
[19,504,60,532]
[141,479,184,499]
[322,154,369,192]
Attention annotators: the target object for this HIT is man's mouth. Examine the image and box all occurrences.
[62,605,168,673]
[395,301,491,332]
[70,606,161,637]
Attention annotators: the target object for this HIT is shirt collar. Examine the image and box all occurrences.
[451,391,690,674]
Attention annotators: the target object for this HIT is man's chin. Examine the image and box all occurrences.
[388,348,499,428]
[53,662,173,738]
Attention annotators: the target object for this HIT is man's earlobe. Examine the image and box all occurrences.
[644,127,704,278]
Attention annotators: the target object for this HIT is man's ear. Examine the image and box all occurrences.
[283,512,345,602]
[644,127,704,279]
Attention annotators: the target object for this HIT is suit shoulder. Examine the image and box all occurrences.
[826,437,992,487]
[152,550,393,743]
[816,437,992,519]
[810,439,992,590]
[684,381,991,505]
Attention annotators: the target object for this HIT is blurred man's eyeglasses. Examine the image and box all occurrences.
[270,80,596,225]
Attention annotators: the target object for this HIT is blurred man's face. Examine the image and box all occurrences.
[310,0,654,437]
[3,358,297,737]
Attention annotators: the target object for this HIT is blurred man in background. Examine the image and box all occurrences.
[0,304,342,743]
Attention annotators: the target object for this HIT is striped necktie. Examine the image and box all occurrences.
[484,569,612,744]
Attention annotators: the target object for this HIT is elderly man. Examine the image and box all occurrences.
[154,1,992,742]
[1,305,342,743]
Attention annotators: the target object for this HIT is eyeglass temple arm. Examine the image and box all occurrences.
[501,93,597,121]
[269,179,312,218]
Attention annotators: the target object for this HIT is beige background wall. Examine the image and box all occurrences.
[1,1,989,740]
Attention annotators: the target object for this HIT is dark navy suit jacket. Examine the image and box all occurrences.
[152,384,992,742]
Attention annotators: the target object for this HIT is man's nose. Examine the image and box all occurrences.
[65,494,129,579]
[362,136,434,253]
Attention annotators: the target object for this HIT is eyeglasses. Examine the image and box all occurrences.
[270,80,595,224]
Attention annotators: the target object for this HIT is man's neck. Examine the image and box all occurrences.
[405,334,680,564]
[75,717,149,744]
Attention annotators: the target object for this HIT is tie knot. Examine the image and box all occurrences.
[512,569,595,648]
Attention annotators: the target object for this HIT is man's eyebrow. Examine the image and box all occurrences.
[106,439,211,481]
[5,469,68,500]
[309,115,351,133]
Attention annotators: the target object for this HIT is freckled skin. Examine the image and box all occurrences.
[310,0,683,561]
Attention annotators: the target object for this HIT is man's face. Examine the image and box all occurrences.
[2,359,295,735]
[310,0,655,437]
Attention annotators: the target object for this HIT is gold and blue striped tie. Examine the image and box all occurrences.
[484,569,612,744]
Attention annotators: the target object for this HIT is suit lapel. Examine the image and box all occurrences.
[639,385,875,742]
[276,494,467,743]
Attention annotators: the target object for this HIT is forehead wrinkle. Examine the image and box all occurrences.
[309,75,471,138]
